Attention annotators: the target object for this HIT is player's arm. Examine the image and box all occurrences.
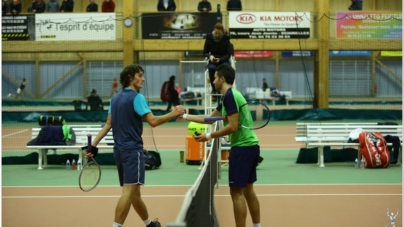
[194,112,238,142]
[144,107,184,127]
[92,114,112,147]
[182,108,222,124]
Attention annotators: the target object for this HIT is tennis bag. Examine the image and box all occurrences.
[160,81,170,102]
[144,150,162,170]
[38,115,65,126]
[359,131,390,168]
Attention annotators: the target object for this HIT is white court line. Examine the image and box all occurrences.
[2,129,28,138]
[2,193,401,199]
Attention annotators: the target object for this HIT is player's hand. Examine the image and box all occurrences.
[209,55,215,62]
[194,133,208,142]
[85,152,94,159]
[81,145,99,159]
[173,105,185,117]
[213,58,220,63]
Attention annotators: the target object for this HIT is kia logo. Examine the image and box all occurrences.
[236,14,256,24]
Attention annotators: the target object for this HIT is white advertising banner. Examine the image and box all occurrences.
[229,12,310,39]
[35,13,116,41]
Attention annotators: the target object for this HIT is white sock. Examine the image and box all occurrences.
[253,224,261,227]
[112,222,122,227]
[144,218,151,225]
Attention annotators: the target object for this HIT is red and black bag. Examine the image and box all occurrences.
[359,131,390,168]
[160,81,170,102]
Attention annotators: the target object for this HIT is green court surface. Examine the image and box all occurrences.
[2,149,402,187]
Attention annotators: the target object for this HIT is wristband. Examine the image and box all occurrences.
[206,133,211,140]
[182,114,188,119]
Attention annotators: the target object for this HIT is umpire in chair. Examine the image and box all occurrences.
[87,89,104,111]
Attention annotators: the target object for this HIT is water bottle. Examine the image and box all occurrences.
[71,159,77,170]
[77,160,81,171]
[354,158,358,168]
[360,157,365,169]
[66,160,70,170]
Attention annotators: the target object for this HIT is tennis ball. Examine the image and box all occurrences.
[187,122,206,136]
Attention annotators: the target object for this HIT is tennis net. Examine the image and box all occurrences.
[167,122,221,227]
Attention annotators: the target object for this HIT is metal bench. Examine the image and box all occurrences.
[27,126,114,170]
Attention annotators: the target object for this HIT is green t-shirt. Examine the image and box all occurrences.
[217,88,259,147]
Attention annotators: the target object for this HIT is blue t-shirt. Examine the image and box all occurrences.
[109,88,151,150]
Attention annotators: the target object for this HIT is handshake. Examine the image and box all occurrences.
[172,105,186,118]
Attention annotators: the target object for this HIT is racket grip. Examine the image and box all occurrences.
[87,134,92,151]
[204,116,225,122]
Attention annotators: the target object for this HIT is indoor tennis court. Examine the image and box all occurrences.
[2,122,402,227]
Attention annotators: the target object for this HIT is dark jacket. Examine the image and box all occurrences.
[60,0,74,12]
[47,0,60,12]
[227,0,242,11]
[27,126,75,146]
[32,1,46,13]
[2,2,9,15]
[86,3,98,12]
[87,94,103,111]
[203,33,232,63]
[10,3,22,15]
[262,82,269,92]
[198,1,211,12]
[349,1,362,10]
[157,0,176,11]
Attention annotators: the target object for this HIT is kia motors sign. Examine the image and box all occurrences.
[229,12,310,39]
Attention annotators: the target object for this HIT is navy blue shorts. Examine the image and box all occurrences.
[113,148,145,186]
[228,145,260,188]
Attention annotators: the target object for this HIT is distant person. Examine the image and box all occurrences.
[8,78,28,100]
[87,89,103,111]
[2,0,10,16]
[32,0,46,13]
[10,0,22,15]
[203,22,232,94]
[348,0,362,10]
[157,0,176,11]
[166,75,180,111]
[46,0,60,12]
[198,0,211,13]
[101,0,115,12]
[86,0,98,12]
[227,0,242,11]
[262,78,269,92]
[110,77,119,98]
[60,0,74,12]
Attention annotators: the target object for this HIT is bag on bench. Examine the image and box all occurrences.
[359,131,390,168]
[38,115,65,126]
[27,126,76,146]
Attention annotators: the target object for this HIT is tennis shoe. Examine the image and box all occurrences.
[146,218,161,227]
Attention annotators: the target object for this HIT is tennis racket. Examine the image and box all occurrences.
[204,101,270,130]
[79,134,101,192]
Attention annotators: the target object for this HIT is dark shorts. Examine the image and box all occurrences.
[228,145,260,188]
[113,148,145,186]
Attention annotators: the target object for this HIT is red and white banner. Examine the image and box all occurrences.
[234,51,273,58]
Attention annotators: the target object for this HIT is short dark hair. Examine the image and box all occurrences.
[216,64,235,85]
[120,64,144,88]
